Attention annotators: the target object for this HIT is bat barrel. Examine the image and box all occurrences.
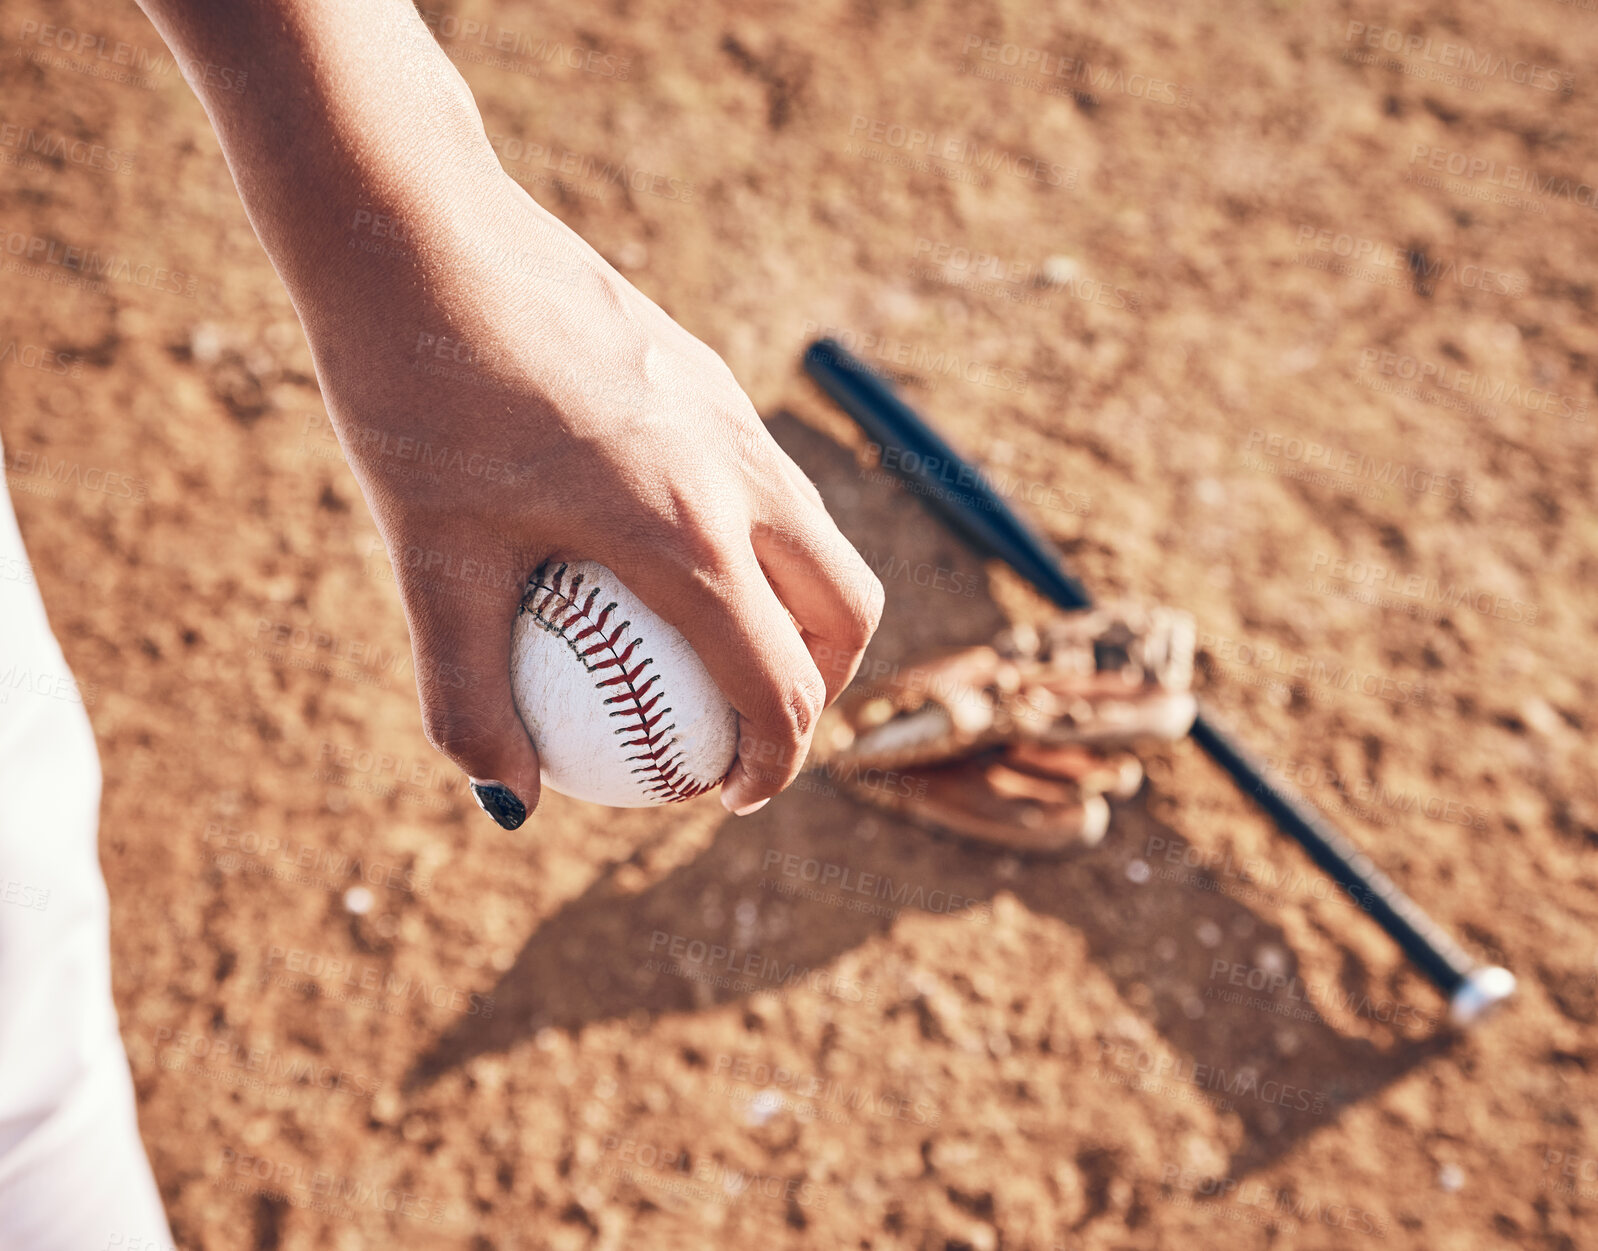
[803,339,1093,611]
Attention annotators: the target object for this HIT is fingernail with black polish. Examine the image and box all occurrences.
[469,780,527,830]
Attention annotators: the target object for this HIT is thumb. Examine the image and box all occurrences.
[396,547,541,830]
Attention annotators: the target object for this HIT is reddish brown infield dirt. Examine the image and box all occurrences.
[2,0,1596,1247]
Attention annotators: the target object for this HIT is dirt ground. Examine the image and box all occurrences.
[2,0,1596,1247]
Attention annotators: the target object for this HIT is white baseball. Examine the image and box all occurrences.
[511,560,738,807]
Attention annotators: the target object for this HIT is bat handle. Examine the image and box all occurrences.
[1190,708,1514,1024]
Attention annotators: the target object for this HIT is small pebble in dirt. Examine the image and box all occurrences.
[1042,255,1081,286]
[1196,920,1223,948]
[1438,1163,1465,1192]
[1255,943,1288,974]
[1154,937,1177,961]
[1125,858,1151,884]
[1519,696,1562,736]
[343,885,374,915]
[190,322,225,365]
[746,1089,784,1126]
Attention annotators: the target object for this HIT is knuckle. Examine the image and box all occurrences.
[857,570,887,635]
[681,544,744,600]
[782,670,826,741]
[739,669,824,779]
[419,701,493,765]
[640,511,744,588]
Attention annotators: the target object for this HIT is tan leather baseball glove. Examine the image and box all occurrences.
[804,604,1198,853]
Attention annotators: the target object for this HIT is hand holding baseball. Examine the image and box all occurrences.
[134,2,881,826]
[315,176,881,824]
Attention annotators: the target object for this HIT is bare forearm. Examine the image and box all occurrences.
[133,0,505,317]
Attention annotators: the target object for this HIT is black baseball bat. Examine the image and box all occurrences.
[804,337,1514,1026]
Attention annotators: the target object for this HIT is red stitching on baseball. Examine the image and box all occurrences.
[522,561,717,802]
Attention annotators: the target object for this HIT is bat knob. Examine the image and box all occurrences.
[1448,965,1516,1028]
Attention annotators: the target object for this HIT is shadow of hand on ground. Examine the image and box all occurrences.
[408,785,1450,1183]
[408,407,1454,1183]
